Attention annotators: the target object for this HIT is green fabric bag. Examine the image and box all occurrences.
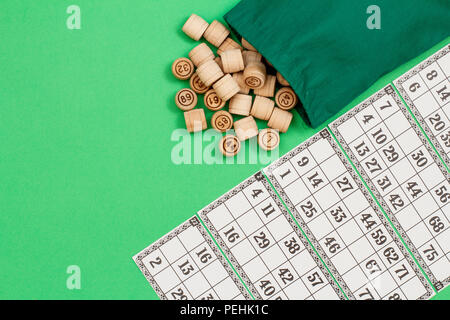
[225,0,450,127]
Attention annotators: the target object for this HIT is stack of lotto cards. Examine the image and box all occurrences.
[133,44,450,300]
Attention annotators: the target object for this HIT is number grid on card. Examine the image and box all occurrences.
[263,130,353,298]
[132,216,252,300]
[198,171,346,300]
[394,44,450,169]
[330,85,450,291]
[264,129,434,300]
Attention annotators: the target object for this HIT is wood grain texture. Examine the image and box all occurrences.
[254,74,276,97]
[182,14,209,41]
[229,93,252,116]
[234,116,258,141]
[214,56,224,72]
[267,107,293,133]
[204,89,226,111]
[232,72,250,95]
[172,57,195,80]
[250,95,275,120]
[203,20,230,47]
[242,50,262,66]
[275,87,298,110]
[189,43,214,67]
[196,59,224,87]
[258,128,280,151]
[219,135,241,157]
[243,61,266,89]
[184,108,207,132]
[189,72,209,94]
[217,38,243,56]
[212,74,240,101]
[211,110,233,132]
[175,88,197,111]
[220,49,245,74]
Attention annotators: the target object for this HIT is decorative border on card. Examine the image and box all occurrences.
[198,172,346,300]
[257,172,346,300]
[132,216,252,300]
[197,176,263,299]
[394,44,450,169]
[329,85,449,291]
[326,127,434,300]
[264,130,355,299]
[265,129,434,299]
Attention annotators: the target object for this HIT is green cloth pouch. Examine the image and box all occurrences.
[225,0,450,127]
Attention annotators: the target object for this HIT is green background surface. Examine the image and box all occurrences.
[0,0,448,300]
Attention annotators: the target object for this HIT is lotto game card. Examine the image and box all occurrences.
[395,44,450,167]
[133,216,251,300]
[264,129,434,300]
[330,85,450,291]
[198,172,345,300]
